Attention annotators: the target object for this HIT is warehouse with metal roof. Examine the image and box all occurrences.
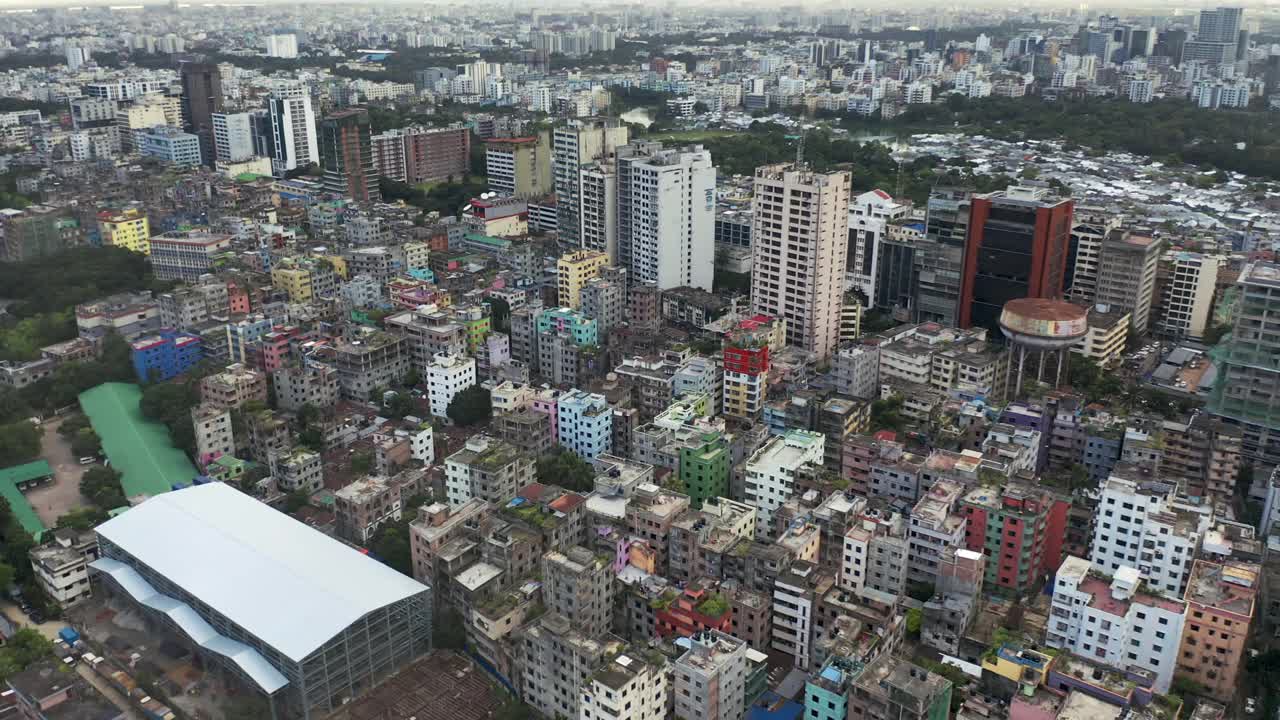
[89,482,432,719]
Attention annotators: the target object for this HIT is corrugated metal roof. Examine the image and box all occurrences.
[94,483,429,663]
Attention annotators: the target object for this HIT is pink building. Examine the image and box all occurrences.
[530,388,562,444]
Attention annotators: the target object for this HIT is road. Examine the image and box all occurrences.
[25,416,90,526]
[0,598,65,640]
[77,663,145,720]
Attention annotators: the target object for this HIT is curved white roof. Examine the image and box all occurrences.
[95,482,428,663]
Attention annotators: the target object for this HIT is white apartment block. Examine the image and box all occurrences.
[1157,252,1222,341]
[212,112,255,164]
[773,563,821,669]
[30,535,95,606]
[425,353,477,419]
[1046,556,1186,693]
[743,429,825,539]
[1090,475,1209,599]
[578,652,668,720]
[907,481,966,585]
[616,143,715,291]
[750,164,851,362]
[267,94,319,176]
[579,163,617,262]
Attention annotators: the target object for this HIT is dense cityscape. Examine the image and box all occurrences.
[0,2,1279,720]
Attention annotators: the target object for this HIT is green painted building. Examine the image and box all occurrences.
[678,432,728,509]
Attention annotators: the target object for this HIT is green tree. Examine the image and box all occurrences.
[433,604,467,649]
[369,523,413,575]
[351,451,374,475]
[906,607,922,636]
[535,448,596,493]
[70,427,100,458]
[485,296,511,333]
[0,420,41,467]
[80,466,126,510]
[55,507,109,531]
[446,385,492,427]
[383,391,417,420]
[0,562,13,592]
[0,628,53,682]
[283,489,312,514]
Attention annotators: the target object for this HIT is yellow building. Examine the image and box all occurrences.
[271,264,314,303]
[317,254,349,280]
[98,208,151,255]
[1072,305,1130,367]
[557,249,609,309]
[980,644,1053,696]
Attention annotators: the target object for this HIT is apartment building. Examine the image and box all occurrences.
[1095,229,1161,334]
[672,630,749,720]
[1046,556,1186,693]
[272,361,339,412]
[1090,473,1209,599]
[960,482,1069,596]
[544,546,615,638]
[323,331,409,401]
[1176,560,1259,702]
[615,142,715,291]
[906,481,966,585]
[200,363,267,410]
[444,434,534,509]
[1156,251,1222,341]
[558,390,613,460]
[743,430,825,539]
[485,134,552,198]
[409,499,490,585]
[750,163,851,361]
[520,612,624,720]
[558,249,609,309]
[425,353,477,419]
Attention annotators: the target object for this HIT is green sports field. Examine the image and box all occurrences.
[79,383,198,501]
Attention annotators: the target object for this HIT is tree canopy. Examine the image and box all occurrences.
[535,448,596,493]
[446,385,492,427]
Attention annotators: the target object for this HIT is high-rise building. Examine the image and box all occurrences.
[1095,229,1162,335]
[553,118,628,248]
[264,94,318,176]
[211,112,255,164]
[264,33,298,59]
[1155,251,1221,340]
[616,142,715,291]
[370,126,470,185]
[485,133,552,198]
[179,61,224,166]
[1066,206,1121,304]
[958,185,1074,338]
[915,187,971,325]
[1197,6,1244,44]
[750,163,851,361]
[1209,262,1280,464]
[319,109,379,202]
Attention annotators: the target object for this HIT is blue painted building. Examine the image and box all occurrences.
[131,330,203,382]
[556,390,612,461]
[805,658,857,720]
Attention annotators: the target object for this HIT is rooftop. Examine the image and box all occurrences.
[93,483,429,664]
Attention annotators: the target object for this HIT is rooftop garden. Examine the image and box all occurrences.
[695,593,729,618]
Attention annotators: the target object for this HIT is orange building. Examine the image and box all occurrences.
[1176,560,1258,702]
